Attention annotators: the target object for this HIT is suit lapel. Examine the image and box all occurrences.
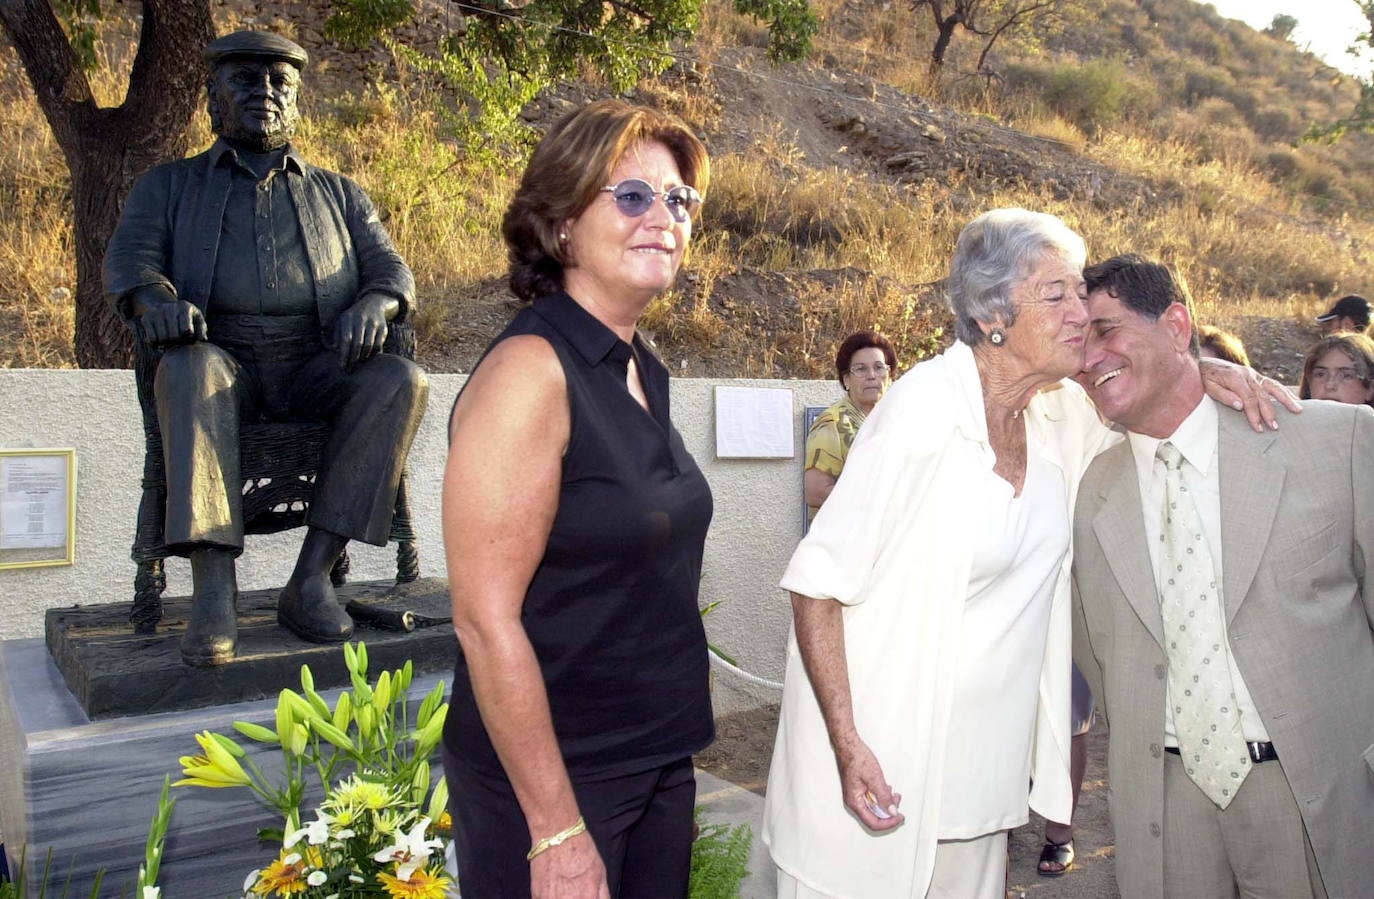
[1218,415,1284,624]
[1092,450,1166,651]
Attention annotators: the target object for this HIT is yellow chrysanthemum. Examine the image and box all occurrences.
[326,802,360,828]
[253,850,309,896]
[372,808,406,836]
[377,867,452,899]
[332,776,395,811]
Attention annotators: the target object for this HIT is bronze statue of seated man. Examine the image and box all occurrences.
[103,31,428,666]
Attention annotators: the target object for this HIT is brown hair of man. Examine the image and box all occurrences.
[1084,253,1200,355]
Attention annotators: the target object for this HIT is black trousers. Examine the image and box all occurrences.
[442,747,697,899]
[153,316,427,553]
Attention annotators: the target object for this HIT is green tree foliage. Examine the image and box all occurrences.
[1263,13,1299,42]
[1304,1,1374,141]
[54,0,102,69]
[326,0,816,164]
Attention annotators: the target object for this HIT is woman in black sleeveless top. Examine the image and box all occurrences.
[441,100,714,898]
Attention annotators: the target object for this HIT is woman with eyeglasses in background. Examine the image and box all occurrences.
[441,100,712,899]
[1299,331,1374,406]
[804,331,897,519]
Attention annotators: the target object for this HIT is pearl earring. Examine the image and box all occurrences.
[989,328,1006,346]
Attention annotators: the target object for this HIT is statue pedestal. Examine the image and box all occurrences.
[45,577,454,719]
[1,580,456,896]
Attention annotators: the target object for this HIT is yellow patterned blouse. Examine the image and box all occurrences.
[805,395,868,479]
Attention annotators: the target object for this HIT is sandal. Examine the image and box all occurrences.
[1037,838,1074,876]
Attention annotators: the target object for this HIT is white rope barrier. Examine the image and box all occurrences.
[708,648,784,691]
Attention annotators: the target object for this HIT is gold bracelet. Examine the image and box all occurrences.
[527,816,587,861]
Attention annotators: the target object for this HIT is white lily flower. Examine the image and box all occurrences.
[372,816,445,881]
[307,870,328,886]
[242,869,261,894]
[142,887,160,899]
[286,812,331,848]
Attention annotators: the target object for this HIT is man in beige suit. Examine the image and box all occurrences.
[1071,254,1374,899]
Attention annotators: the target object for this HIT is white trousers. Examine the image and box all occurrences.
[775,830,1008,899]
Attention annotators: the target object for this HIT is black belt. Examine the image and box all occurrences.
[1165,741,1277,763]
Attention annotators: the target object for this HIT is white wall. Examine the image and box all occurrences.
[0,370,841,713]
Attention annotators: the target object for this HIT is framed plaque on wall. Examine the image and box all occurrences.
[0,447,76,570]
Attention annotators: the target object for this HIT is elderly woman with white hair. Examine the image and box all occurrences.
[761,209,1296,899]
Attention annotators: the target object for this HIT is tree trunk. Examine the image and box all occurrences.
[929,17,960,76]
[0,0,214,369]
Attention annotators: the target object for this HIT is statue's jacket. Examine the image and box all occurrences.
[102,139,416,337]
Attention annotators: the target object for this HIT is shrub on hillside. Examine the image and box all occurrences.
[1037,59,1148,133]
[1258,147,1299,181]
[1183,67,1232,106]
[1251,107,1301,143]
[1195,96,1244,129]
[1195,120,1256,167]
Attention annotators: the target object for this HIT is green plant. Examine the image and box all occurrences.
[0,776,174,899]
[174,641,452,897]
[688,814,753,899]
[699,600,738,666]
[135,777,176,898]
[1042,58,1142,133]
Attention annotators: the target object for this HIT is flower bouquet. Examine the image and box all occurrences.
[174,642,455,898]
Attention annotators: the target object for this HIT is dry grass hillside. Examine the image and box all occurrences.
[1,0,1371,383]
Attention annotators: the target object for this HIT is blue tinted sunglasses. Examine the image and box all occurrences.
[600,178,702,223]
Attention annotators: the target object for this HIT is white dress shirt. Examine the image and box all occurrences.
[1126,396,1271,746]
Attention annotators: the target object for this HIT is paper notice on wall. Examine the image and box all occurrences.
[1,454,69,550]
[714,386,794,458]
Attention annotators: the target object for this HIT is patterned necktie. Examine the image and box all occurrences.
[1156,441,1251,808]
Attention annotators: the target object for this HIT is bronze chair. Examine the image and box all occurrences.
[128,325,420,633]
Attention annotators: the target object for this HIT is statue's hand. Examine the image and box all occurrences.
[335,292,395,368]
[133,288,207,345]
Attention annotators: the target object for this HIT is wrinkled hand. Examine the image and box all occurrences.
[335,292,394,368]
[134,289,206,346]
[530,830,610,899]
[835,733,904,832]
[1199,356,1301,432]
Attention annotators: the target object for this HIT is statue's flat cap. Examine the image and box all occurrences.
[204,31,308,70]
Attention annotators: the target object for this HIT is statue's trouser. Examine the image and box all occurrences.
[153,316,428,556]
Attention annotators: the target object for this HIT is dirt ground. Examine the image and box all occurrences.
[696,704,1121,898]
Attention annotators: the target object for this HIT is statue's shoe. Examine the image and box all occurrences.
[277,578,354,643]
[180,599,238,667]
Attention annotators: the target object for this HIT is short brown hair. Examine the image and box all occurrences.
[1085,253,1199,355]
[835,331,897,386]
[502,99,710,301]
[1197,324,1249,367]
[1299,332,1374,401]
